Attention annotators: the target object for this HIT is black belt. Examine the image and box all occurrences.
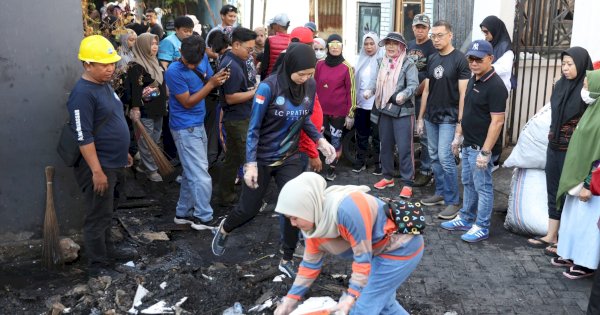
[467,144,482,150]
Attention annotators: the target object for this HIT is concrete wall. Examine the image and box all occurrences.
[471,0,515,42]
[0,1,85,242]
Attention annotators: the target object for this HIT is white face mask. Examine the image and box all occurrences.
[315,50,326,60]
[581,87,598,104]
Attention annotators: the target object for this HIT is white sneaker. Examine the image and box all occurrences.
[147,171,163,182]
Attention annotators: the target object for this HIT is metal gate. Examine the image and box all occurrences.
[508,0,574,143]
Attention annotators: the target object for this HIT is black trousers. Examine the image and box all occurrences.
[204,95,221,167]
[74,162,125,267]
[545,147,567,220]
[588,258,600,315]
[223,156,304,261]
[162,112,177,160]
[354,108,371,167]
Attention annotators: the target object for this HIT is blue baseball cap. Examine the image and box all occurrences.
[465,40,493,59]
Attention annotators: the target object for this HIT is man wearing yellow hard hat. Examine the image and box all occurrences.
[67,35,135,277]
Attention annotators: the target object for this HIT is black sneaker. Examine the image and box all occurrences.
[325,167,336,181]
[278,259,297,278]
[191,216,220,231]
[372,165,382,176]
[413,173,432,187]
[352,163,366,173]
[211,218,228,256]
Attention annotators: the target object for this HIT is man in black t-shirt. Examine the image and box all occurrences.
[416,20,470,219]
[440,40,507,243]
[145,9,164,39]
[407,14,436,187]
[216,27,258,206]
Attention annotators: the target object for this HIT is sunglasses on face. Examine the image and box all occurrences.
[328,42,342,48]
[467,56,485,64]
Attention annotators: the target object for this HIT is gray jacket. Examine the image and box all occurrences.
[369,56,419,118]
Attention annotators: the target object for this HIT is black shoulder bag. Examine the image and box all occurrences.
[56,115,110,167]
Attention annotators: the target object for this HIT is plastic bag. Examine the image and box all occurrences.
[504,104,551,169]
[504,168,549,236]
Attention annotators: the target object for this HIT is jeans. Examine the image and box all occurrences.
[458,147,495,228]
[351,235,424,315]
[171,126,214,221]
[415,97,431,174]
[223,157,304,261]
[379,114,414,186]
[218,119,249,204]
[425,120,459,204]
[138,116,163,172]
[74,162,125,267]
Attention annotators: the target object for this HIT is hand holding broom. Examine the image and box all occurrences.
[133,118,175,177]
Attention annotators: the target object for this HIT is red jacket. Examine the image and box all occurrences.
[267,32,291,75]
[299,95,323,159]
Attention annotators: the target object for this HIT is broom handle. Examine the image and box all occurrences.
[45,166,54,189]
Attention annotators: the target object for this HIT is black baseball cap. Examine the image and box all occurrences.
[378,32,407,47]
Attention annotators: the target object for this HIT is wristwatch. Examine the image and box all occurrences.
[480,150,491,156]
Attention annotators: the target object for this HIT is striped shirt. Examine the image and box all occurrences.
[286,192,424,301]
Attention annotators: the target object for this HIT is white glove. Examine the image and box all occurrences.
[362,90,373,99]
[274,297,298,315]
[476,151,491,169]
[344,116,354,130]
[329,293,356,315]
[451,135,464,157]
[243,162,259,189]
[129,107,141,121]
[416,119,424,136]
[395,92,405,105]
[317,138,336,164]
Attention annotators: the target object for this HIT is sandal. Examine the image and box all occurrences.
[551,256,574,267]
[563,265,595,280]
[543,244,559,257]
[527,236,553,248]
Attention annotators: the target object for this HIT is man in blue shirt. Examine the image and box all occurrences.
[164,35,229,230]
[216,27,258,206]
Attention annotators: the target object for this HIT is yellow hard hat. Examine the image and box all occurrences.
[78,35,121,64]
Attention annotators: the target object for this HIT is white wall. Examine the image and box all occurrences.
[471,0,515,42]
[572,0,600,62]
[239,0,310,30]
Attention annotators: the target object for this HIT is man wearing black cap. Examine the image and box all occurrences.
[439,39,507,243]
[407,14,436,187]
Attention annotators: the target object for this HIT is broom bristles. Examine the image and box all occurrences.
[134,119,175,177]
[43,166,62,269]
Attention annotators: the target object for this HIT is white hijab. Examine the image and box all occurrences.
[275,172,370,239]
[355,32,383,85]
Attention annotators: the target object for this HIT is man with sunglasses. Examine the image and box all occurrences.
[216,27,258,207]
[439,40,507,242]
[416,20,471,220]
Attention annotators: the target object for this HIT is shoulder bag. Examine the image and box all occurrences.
[384,199,426,235]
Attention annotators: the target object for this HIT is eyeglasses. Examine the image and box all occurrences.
[429,32,448,40]
[240,44,254,53]
[467,56,485,64]
[328,42,342,48]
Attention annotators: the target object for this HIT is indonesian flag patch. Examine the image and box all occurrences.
[256,95,265,104]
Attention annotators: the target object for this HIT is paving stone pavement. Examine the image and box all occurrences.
[320,161,594,315]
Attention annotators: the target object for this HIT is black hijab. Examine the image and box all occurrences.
[325,34,345,67]
[277,43,317,105]
[549,46,593,140]
[480,15,512,60]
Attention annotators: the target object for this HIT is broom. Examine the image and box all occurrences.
[133,119,175,177]
[43,166,62,269]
